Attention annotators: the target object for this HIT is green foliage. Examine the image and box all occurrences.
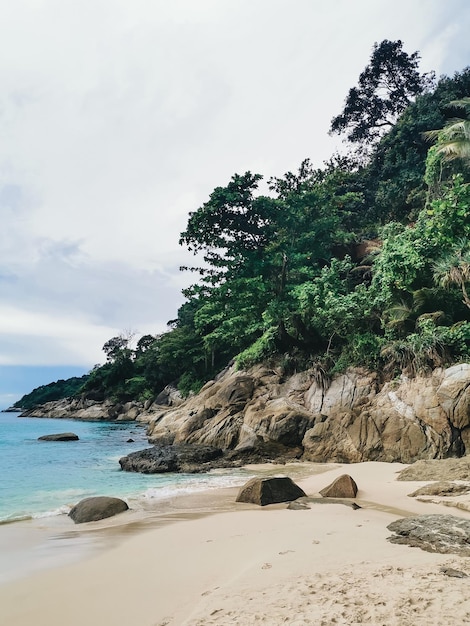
[331,332,384,374]
[177,372,205,397]
[30,54,470,408]
[419,175,470,248]
[14,376,89,409]
[380,318,462,377]
[236,328,277,370]
[330,39,434,147]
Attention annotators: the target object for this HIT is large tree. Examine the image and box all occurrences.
[330,39,434,147]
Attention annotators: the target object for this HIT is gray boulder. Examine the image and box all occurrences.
[38,433,79,441]
[69,496,129,524]
[236,476,306,506]
[319,474,358,498]
[119,444,224,474]
[387,514,470,556]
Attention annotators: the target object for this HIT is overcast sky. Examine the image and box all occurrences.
[1,0,469,405]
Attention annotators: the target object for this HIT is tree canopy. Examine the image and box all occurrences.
[16,42,470,408]
[330,39,434,147]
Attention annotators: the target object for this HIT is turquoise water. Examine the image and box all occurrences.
[0,412,245,523]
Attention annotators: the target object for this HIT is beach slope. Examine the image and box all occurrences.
[1,462,470,625]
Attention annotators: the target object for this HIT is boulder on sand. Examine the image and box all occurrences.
[236,476,306,506]
[387,514,470,556]
[319,474,358,498]
[68,496,129,524]
[38,433,79,441]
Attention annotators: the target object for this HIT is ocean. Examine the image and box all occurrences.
[0,411,248,524]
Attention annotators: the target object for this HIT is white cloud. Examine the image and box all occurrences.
[0,0,468,368]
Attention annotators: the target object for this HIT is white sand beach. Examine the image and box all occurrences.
[1,461,470,626]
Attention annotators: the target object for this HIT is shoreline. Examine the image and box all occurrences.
[0,461,336,585]
[2,461,470,625]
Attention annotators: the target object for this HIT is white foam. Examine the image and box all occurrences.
[139,472,247,501]
[32,505,71,519]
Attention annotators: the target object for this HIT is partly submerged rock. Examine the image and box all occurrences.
[236,476,306,506]
[319,474,358,498]
[387,514,470,556]
[119,444,224,474]
[38,432,79,441]
[69,496,129,524]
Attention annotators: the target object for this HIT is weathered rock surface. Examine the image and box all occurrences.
[154,385,184,407]
[236,476,306,506]
[20,397,146,421]
[38,432,79,441]
[19,360,470,465]
[144,363,470,464]
[119,444,224,474]
[319,474,358,498]
[68,496,129,523]
[387,514,470,556]
[408,482,470,497]
[397,457,470,481]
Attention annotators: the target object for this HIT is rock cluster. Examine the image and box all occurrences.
[143,363,470,464]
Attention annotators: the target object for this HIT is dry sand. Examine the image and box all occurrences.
[1,461,470,625]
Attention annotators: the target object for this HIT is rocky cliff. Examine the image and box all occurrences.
[144,363,470,463]
[20,363,470,463]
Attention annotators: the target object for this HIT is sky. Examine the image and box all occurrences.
[1,0,470,407]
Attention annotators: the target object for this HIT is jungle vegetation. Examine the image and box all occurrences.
[17,40,470,406]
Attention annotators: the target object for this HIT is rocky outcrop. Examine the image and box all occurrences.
[236,477,306,506]
[38,433,79,441]
[119,444,224,474]
[68,496,129,523]
[20,397,146,421]
[144,363,470,464]
[387,515,470,556]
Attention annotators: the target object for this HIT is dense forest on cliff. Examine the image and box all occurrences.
[15,40,470,408]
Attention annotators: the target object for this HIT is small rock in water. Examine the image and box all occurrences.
[38,433,79,442]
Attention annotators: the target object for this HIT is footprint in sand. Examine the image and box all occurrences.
[201,587,220,596]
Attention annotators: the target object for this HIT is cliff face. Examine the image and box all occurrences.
[145,363,470,463]
[20,363,470,463]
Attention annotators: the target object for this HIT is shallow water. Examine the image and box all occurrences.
[0,412,247,523]
[0,411,340,585]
